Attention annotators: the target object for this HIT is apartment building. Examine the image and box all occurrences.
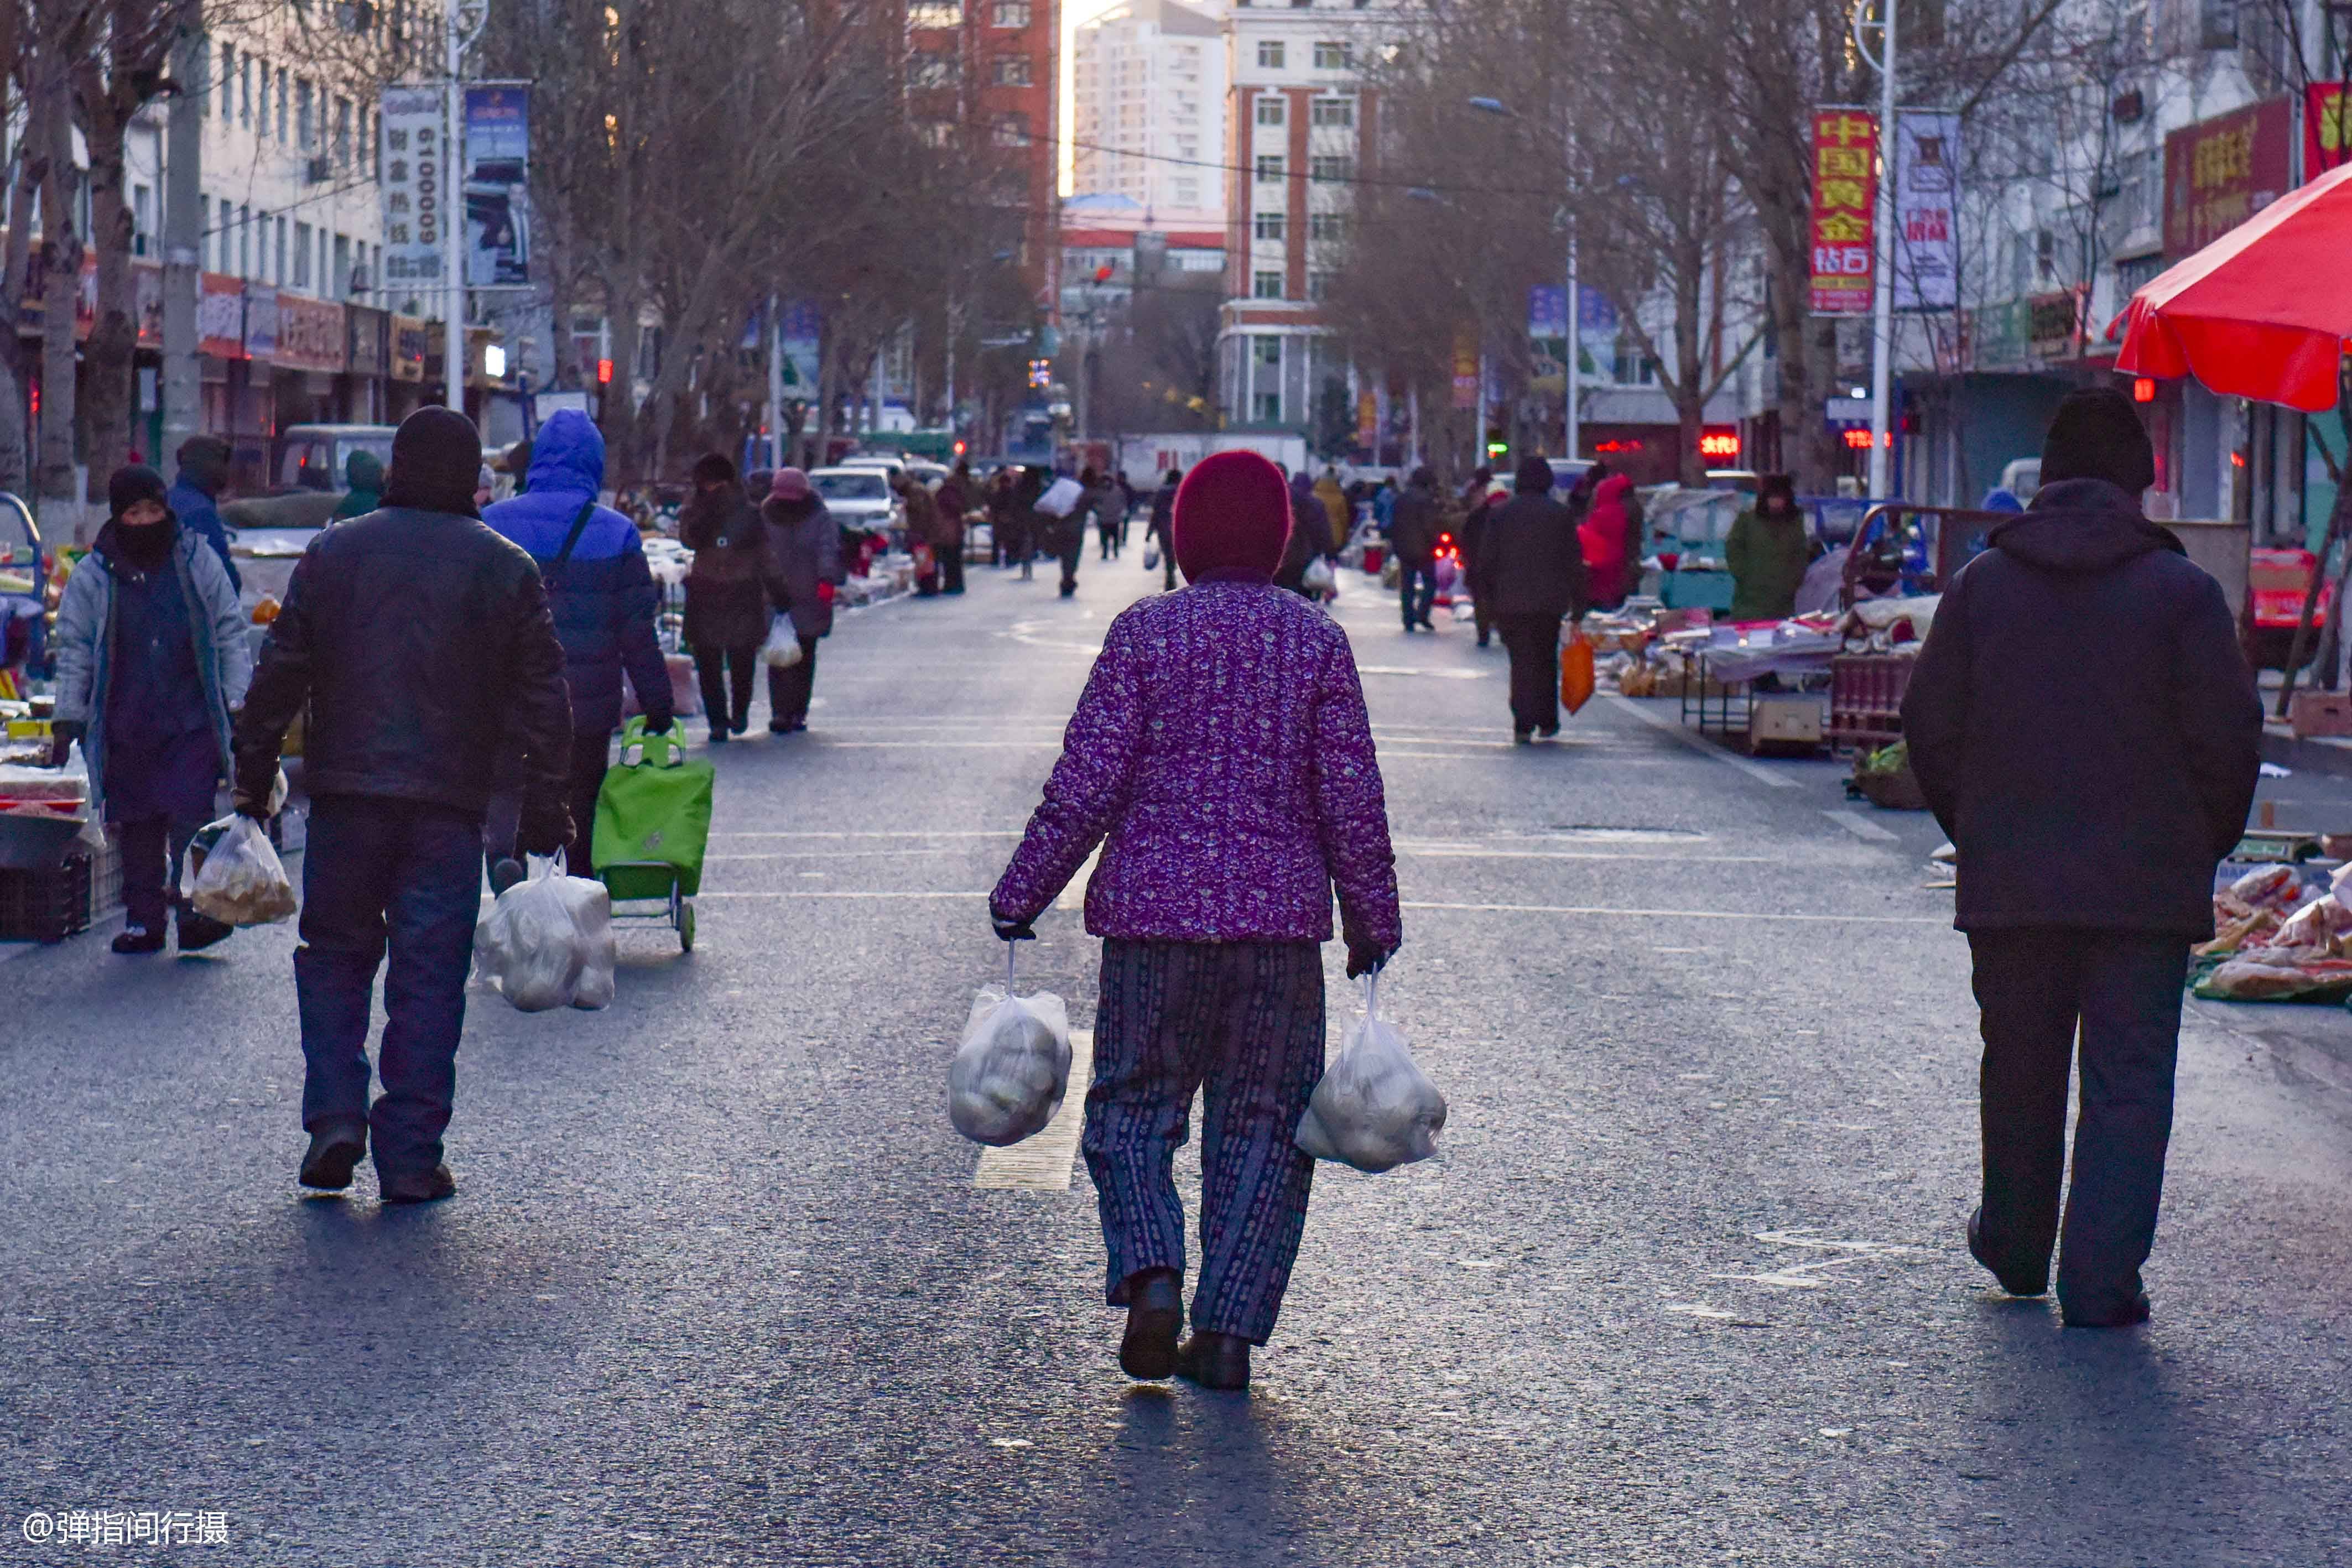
[906,0,1061,304]
[1072,0,1225,228]
[1216,0,1396,431]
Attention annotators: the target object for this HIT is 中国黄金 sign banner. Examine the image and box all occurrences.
[1810,108,1877,316]
[380,86,446,293]
[1892,112,1959,312]
[2163,98,2291,257]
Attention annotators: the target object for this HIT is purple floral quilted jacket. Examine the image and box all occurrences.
[992,580,1402,947]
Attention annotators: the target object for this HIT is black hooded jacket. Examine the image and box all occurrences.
[1478,457,1588,621]
[1901,478,2261,937]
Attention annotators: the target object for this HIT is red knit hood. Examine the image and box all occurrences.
[1171,450,1292,582]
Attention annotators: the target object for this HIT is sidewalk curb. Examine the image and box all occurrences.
[2261,727,2352,780]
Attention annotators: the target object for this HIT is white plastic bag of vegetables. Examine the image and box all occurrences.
[471,855,617,1012]
[1295,972,1446,1174]
[947,947,1072,1146]
[178,814,299,926]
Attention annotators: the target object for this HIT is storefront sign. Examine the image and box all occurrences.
[274,294,347,373]
[242,284,279,361]
[1809,108,1878,316]
[391,314,430,382]
[462,85,530,288]
[347,305,388,377]
[197,274,246,358]
[2309,84,2350,178]
[2162,98,2291,256]
[379,85,447,292]
[2027,289,2080,360]
[1891,111,1959,312]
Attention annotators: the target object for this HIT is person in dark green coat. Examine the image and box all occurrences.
[1725,473,1818,622]
[330,450,385,519]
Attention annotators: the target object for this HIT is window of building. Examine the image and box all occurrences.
[276,68,289,141]
[1254,210,1286,239]
[294,221,313,288]
[1254,335,1282,365]
[911,51,958,87]
[1254,392,1282,422]
[334,232,350,298]
[1307,270,1334,300]
[238,206,251,277]
[132,184,152,256]
[199,195,210,264]
[1310,211,1347,242]
[918,119,956,148]
[197,36,211,116]
[908,1,963,25]
[336,98,352,166]
[297,78,314,148]
[275,215,288,284]
[992,0,1031,24]
[1313,40,1350,68]
[1253,270,1283,299]
[1257,40,1285,68]
[995,113,1031,148]
[1256,97,1285,126]
[1255,154,1285,183]
[1310,97,1353,127]
[993,55,1032,86]
[1309,154,1354,183]
[256,59,269,136]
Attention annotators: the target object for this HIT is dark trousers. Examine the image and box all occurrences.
[1398,561,1438,629]
[941,540,966,594]
[564,729,611,872]
[1496,614,1563,734]
[115,817,204,930]
[693,642,759,734]
[1158,538,1177,591]
[1085,939,1325,1345]
[767,635,821,728]
[1099,518,1120,560]
[1059,533,1084,595]
[296,796,483,1176]
[1969,929,2191,1318]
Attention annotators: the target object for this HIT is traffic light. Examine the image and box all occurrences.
[597,358,613,384]
[1485,440,1508,459]
[1094,264,1115,284]
[953,439,967,457]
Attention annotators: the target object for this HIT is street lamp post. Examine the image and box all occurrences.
[1470,96,1579,462]
[1856,0,1901,497]
[445,2,490,415]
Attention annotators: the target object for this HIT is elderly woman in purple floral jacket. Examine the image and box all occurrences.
[990,449,1403,1394]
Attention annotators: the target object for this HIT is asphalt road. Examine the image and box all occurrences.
[5,546,2350,1566]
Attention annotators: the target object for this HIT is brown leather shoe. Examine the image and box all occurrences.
[298,1122,367,1191]
[1176,1331,1251,1392]
[378,1164,457,1205]
[1118,1268,1182,1381]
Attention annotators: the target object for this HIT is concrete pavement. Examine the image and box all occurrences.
[4,551,2350,1565]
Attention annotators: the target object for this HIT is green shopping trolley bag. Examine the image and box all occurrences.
[593,715,715,923]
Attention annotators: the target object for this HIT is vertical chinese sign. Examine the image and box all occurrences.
[1810,108,1878,315]
[2308,85,2349,179]
[379,86,446,296]
[1892,112,1960,312]
[1451,331,1479,410]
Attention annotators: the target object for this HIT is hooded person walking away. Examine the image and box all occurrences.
[233,407,573,1204]
[481,408,673,871]
[1902,387,2261,1329]
[1389,466,1443,633]
[935,463,972,595]
[164,435,241,592]
[1578,471,1638,611]
[1457,467,1501,646]
[1725,474,1816,623]
[760,467,846,733]
[50,465,252,955]
[1481,455,1589,741]
[680,453,770,742]
[331,449,385,520]
[991,449,1402,1393]
[1147,468,1182,591]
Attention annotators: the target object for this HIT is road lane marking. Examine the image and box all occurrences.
[1821,809,1900,843]
[973,1028,1094,1191]
[708,830,1025,840]
[830,741,1064,749]
[1605,696,1802,789]
[1400,900,1945,924]
[1355,665,1492,680]
[698,891,993,900]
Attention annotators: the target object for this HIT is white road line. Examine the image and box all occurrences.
[1401,848,1778,863]
[829,741,1065,749]
[1399,900,1945,924]
[1605,695,1802,790]
[973,1029,1095,1192]
[707,830,1026,840]
[1821,809,1900,843]
[696,890,992,900]
[705,849,997,863]
[1355,665,1492,680]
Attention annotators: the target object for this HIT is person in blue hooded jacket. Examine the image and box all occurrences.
[481,409,672,872]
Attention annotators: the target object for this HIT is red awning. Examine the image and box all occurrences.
[2111,160,2352,413]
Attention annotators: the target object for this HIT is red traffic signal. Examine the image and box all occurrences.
[596,358,614,384]
[1094,265,1115,284]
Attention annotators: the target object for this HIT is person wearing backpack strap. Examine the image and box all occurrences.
[482,409,672,869]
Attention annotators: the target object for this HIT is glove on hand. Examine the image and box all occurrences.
[518,798,575,860]
[1344,933,1394,980]
[991,910,1037,943]
[49,719,84,768]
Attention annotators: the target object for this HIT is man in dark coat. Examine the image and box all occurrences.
[1147,468,1181,591]
[481,408,672,868]
[679,452,769,741]
[1389,467,1442,633]
[1479,455,1588,739]
[935,462,972,595]
[165,435,241,592]
[1901,387,2261,1329]
[233,407,574,1204]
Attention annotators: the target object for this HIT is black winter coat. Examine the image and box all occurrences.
[1390,483,1442,566]
[1901,478,2261,939]
[1478,491,1588,621]
[233,507,572,817]
[680,491,771,649]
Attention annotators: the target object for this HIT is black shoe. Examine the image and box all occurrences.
[709,726,729,744]
[112,923,166,955]
[1119,1268,1183,1381]
[1967,1205,2050,1298]
[1175,1331,1251,1392]
[1513,729,1534,746]
[379,1164,457,1205]
[731,711,752,735]
[1476,635,1491,648]
[175,909,235,952]
[1536,726,1560,741]
[769,721,793,734]
[299,1122,368,1191]
[2062,1289,2151,1329]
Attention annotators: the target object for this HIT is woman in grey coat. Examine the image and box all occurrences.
[759,467,846,734]
[51,465,253,952]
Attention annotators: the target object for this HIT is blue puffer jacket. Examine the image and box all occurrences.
[481,410,669,734]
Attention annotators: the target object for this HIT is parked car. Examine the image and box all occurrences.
[219,423,399,607]
[808,466,904,541]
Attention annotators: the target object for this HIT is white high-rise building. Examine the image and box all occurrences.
[1071,0,1226,228]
